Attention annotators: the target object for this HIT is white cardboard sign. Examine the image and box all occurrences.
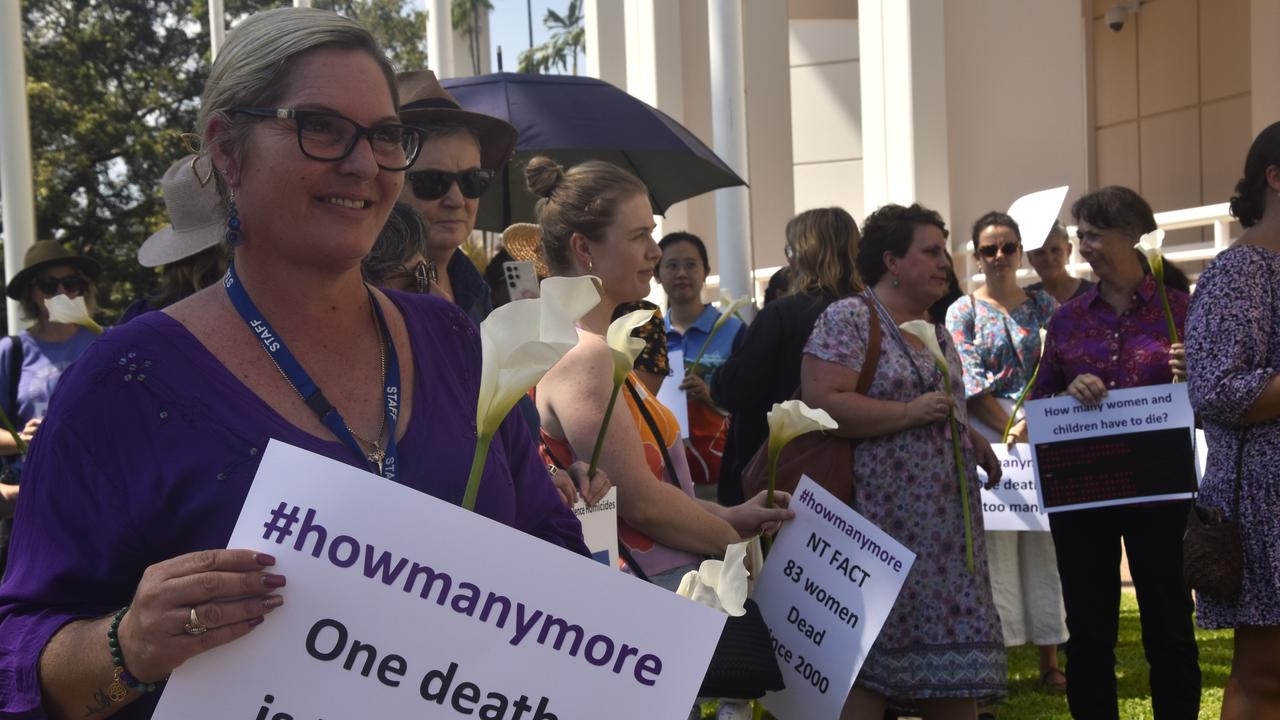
[657,348,690,438]
[1025,383,1197,512]
[154,441,724,720]
[1008,185,1069,252]
[754,476,916,720]
[571,487,619,568]
[978,444,1049,532]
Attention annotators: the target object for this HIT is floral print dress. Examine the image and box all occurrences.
[805,293,1007,703]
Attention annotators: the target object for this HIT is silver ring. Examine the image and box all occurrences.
[184,606,208,636]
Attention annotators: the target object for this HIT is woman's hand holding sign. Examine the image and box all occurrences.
[1065,373,1108,409]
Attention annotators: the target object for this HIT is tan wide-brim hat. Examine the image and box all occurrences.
[502,223,549,278]
[5,240,100,300]
[138,154,226,268]
[396,69,518,171]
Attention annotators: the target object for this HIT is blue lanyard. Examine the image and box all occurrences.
[223,261,401,480]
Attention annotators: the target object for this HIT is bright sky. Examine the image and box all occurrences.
[487,0,586,73]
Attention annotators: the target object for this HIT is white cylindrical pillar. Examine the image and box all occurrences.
[0,0,36,332]
[293,0,312,7]
[584,0,627,87]
[209,0,225,60]
[708,0,753,304]
[428,0,455,78]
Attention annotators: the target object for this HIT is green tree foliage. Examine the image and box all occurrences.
[12,0,432,328]
[517,0,584,75]
[452,0,494,76]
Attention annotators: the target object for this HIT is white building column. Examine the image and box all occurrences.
[209,0,225,60]
[584,0,627,88]
[428,0,455,78]
[0,0,35,332]
[624,0,687,238]
[708,0,752,303]
[858,0,951,222]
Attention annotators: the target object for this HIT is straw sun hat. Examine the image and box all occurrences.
[396,69,518,171]
[502,223,550,278]
[137,154,225,268]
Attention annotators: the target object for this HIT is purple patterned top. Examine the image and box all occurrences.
[0,291,586,720]
[1032,274,1188,399]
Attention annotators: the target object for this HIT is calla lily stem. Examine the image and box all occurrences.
[939,369,976,574]
[587,380,623,477]
[0,405,25,455]
[462,434,493,512]
[1001,362,1040,444]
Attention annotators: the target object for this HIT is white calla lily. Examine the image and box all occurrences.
[689,291,750,372]
[605,308,655,384]
[1137,228,1165,253]
[898,319,947,369]
[44,295,103,335]
[1135,228,1181,346]
[766,399,837,458]
[464,276,601,511]
[676,540,752,616]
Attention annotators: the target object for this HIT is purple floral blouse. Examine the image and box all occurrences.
[1032,274,1188,399]
[946,291,1056,400]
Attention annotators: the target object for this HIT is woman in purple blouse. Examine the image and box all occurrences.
[1031,186,1196,720]
[0,9,587,720]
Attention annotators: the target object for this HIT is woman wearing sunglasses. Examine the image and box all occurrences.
[394,70,509,325]
[944,213,1067,702]
[0,240,100,571]
[0,11,590,719]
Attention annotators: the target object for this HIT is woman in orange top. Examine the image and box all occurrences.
[528,157,792,589]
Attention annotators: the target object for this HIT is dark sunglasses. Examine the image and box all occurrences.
[978,242,1020,259]
[35,274,88,295]
[407,168,496,201]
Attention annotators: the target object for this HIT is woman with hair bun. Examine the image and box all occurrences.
[1186,120,1280,716]
[529,156,793,593]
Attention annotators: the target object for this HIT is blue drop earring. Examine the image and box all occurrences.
[225,191,242,247]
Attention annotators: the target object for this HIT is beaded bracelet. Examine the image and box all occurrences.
[107,606,161,701]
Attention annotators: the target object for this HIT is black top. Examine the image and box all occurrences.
[710,291,835,505]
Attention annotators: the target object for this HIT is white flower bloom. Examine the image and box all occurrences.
[605,308,655,384]
[44,295,102,335]
[475,276,600,438]
[766,399,838,458]
[898,319,947,369]
[676,540,752,616]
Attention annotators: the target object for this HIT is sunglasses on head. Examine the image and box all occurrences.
[978,242,1020,259]
[35,274,88,295]
[407,168,496,201]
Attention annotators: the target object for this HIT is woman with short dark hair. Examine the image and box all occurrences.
[1032,185,1198,720]
[804,203,1006,719]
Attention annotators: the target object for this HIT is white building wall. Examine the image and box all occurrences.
[789,18,863,222]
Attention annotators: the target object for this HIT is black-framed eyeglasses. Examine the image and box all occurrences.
[978,242,1020,259]
[229,107,425,171]
[35,274,88,295]
[407,168,496,201]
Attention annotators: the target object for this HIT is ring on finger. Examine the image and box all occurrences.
[184,606,209,636]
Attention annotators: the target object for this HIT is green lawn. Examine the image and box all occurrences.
[705,592,1233,719]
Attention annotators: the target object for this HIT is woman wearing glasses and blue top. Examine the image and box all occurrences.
[0,10,590,719]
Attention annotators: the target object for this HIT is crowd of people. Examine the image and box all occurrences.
[0,6,1278,720]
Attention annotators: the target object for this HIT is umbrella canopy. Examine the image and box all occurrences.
[440,72,746,232]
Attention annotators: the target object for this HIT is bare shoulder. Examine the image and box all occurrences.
[545,330,611,382]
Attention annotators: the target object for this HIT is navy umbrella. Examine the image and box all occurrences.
[440,72,746,232]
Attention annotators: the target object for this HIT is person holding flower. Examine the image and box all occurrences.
[0,10,588,719]
[1186,120,1280,716]
[528,157,793,592]
[803,203,1006,719]
[656,231,744,490]
[944,212,1066,692]
[1032,186,1197,720]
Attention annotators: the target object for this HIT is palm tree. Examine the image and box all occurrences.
[517,0,584,75]
[452,0,494,76]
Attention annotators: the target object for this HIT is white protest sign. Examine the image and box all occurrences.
[1008,186,1069,252]
[978,444,1049,532]
[754,476,916,720]
[657,348,690,438]
[571,487,619,567]
[1025,383,1197,512]
[154,441,724,720]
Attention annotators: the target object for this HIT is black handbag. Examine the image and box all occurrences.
[1183,433,1245,601]
[621,379,785,700]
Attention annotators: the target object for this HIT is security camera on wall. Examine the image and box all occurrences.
[1106,0,1141,33]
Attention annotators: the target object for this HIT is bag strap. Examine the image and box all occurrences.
[624,377,682,489]
[853,294,882,396]
[6,336,20,421]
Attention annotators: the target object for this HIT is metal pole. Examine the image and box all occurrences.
[527,0,534,48]
[707,0,753,305]
[0,0,36,332]
[209,0,225,60]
